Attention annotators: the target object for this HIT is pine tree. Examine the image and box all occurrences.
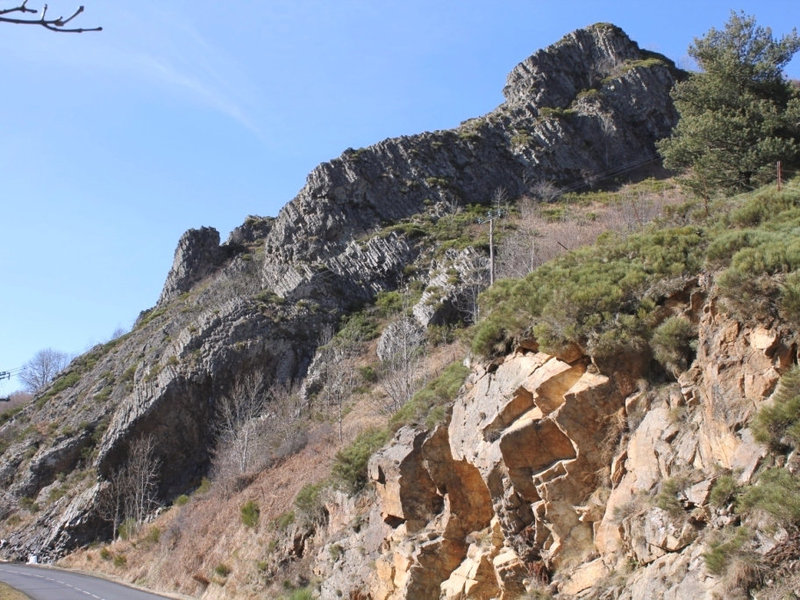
[658,12,800,197]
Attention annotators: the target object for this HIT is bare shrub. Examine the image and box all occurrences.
[19,348,70,394]
[97,435,161,539]
[378,316,425,414]
[497,187,682,279]
[211,373,304,495]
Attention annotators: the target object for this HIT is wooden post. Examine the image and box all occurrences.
[489,218,495,286]
[778,161,783,191]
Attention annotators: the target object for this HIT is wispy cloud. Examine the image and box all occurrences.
[0,3,266,138]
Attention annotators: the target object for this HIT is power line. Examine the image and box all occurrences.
[0,367,22,381]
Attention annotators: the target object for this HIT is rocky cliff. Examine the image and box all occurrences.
[309,274,798,598]
[0,21,703,596]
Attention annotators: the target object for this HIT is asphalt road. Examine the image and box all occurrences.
[0,564,170,600]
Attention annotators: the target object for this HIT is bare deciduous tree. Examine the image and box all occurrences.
[452,254,490,324]
[319,339,359,443]
[19,348,70,394]
[126,435,160,525]
[0,2,101,32]
[211,373,304,495]
[214,372,266,478]
[96,435,161,539]
[378,291,425,413]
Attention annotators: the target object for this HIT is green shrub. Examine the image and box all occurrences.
[654,478,683,515]
[752,367,800,452]
[390,361,469,431]
[214,563,232,578]
[241,500,260,528]
[99,547,112,560]
[38,371,81,404]
[0,405,24,426]
[329,543,344,561]
[709,474,739,507]
[376,290,403,316]
[145,526,160,544]
[358,365,378,383]
[651,316,697,375]
[703,527,749,575]
[471,226,705,358]
[113,554,127,567]
[336,311,380,343]
[510,131,531,147]
[286,589,313,600]
[295,482,327,521]
[737,467,800,526]
[19,497,39,513]
[331,428,390,494]
[47,485,65,503]
[728,188,800,227]
[271,511,295,531]
[174,494,190,507]
[195,477,212,495]
[779,271,800,325]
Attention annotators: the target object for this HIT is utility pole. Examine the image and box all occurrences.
[489,218,495,285]
[477,208,505,286]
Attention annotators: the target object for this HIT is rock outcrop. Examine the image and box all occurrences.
[314,276,798,599]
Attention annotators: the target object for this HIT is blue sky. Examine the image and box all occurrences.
[1,1,799,394]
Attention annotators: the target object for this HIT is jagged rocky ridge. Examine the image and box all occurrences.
[0,23,681,561]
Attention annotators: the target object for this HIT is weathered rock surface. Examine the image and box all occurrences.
[314,270,798,599]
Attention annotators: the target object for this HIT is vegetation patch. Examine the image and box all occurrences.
[737,468,800,526]
[752,367,800,452]
[472,179,800,364]
[390,361,469,430]
[241,500,260,528]
[213,563,232,578]
[294,482,327,523]
[331,428,390,493]
[650,316,697,376]
[703,527,750,575]
[271,511,295,531]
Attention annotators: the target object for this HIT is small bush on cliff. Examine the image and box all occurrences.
[703,526,750,575]
[282,589,313,600]
[331,428,389,494]
[654,478,684,516]
[213,563,232,578]
[294,481,327,523]
[710,474,740,508]
[389,361,469,431]
[241,499,260,528]
[271,511,295,531]
[752,367,800,452]
[737,467,800,526]
[651,316,697,376]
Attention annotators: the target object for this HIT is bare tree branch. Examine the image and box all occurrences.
[0,2,101,32]
[20,348,70,394]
